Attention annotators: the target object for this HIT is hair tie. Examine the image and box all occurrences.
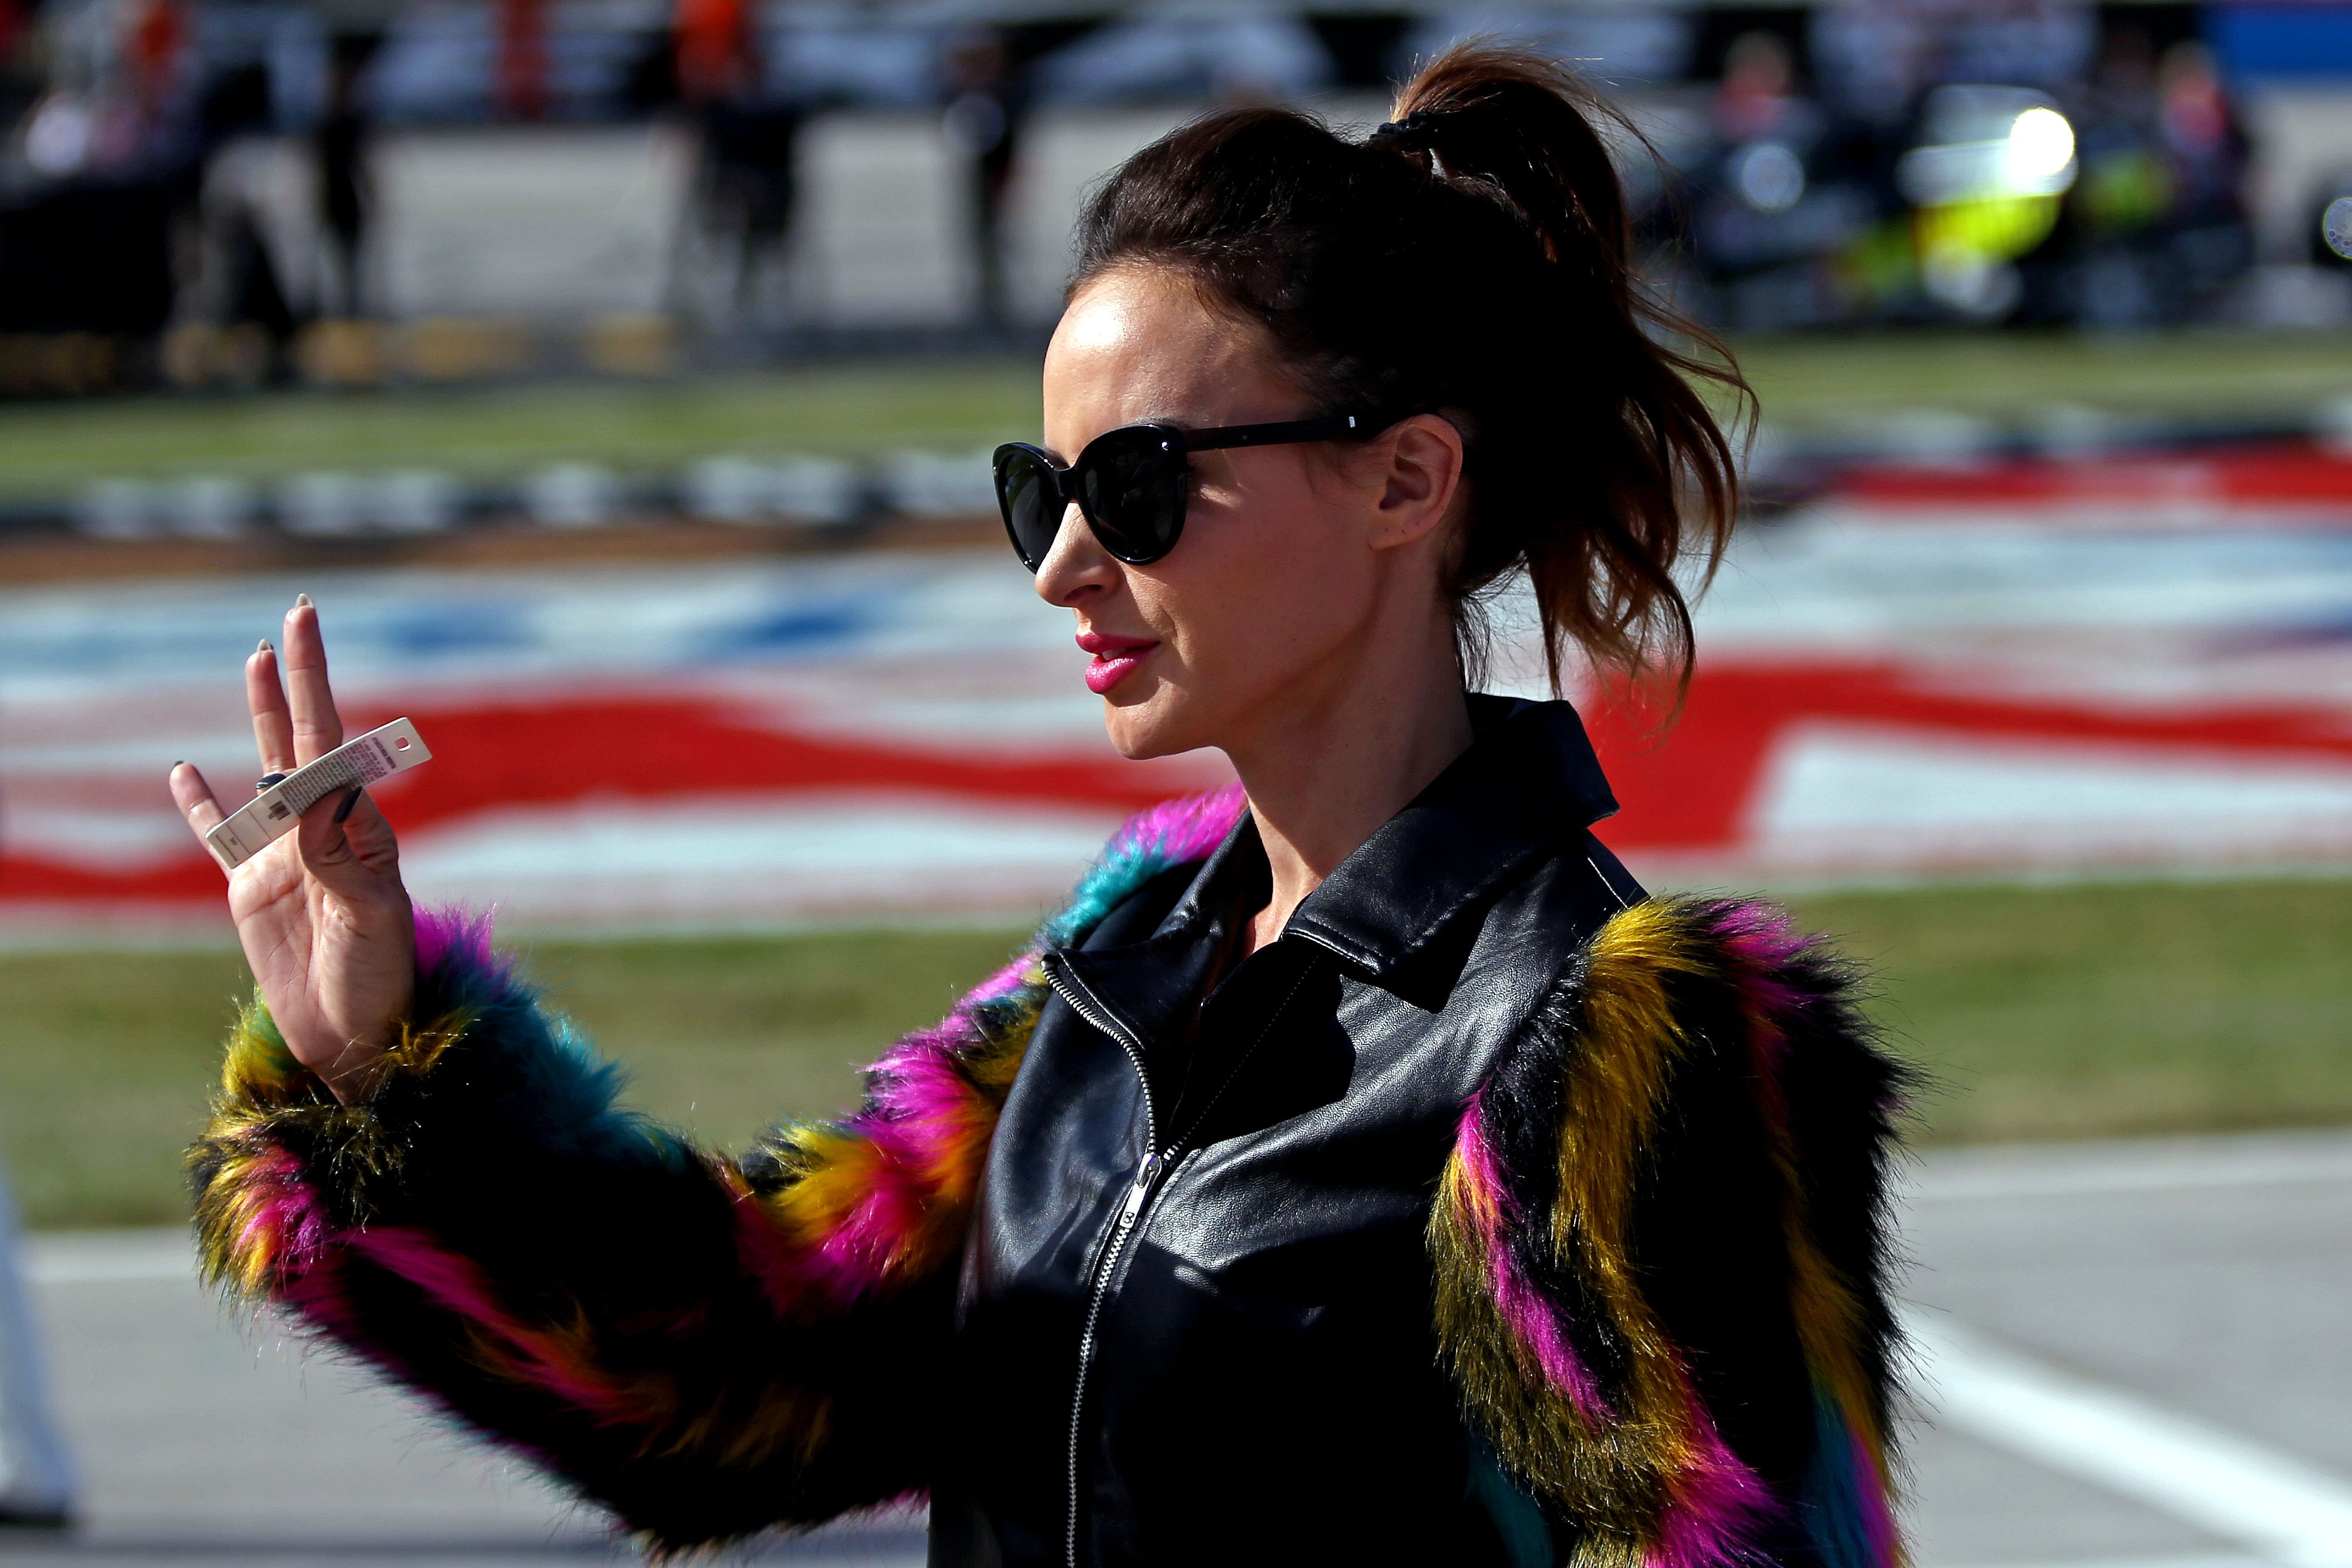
[1368,110,1441,154]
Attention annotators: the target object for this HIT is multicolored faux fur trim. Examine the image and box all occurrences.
[1430,896,1909,1568]
[187,785,1250,1552]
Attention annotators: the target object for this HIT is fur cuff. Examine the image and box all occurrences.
[189,905,629,1296]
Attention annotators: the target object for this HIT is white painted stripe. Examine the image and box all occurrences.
[1937,1557,2272,1568]
[1908,1131,2352,1202]
[1905,1310,2352,1568]
[23,1230,192,1286]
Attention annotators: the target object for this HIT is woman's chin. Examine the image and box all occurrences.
[1100,688,1203,761]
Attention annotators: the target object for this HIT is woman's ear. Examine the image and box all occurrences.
[1366,414,1466,552]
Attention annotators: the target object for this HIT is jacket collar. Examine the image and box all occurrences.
[1050,696,1618,1044]
[1280,694,1617,980]
[1041,813,1269,1064]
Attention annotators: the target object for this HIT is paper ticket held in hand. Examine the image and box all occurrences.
[205,718,431,871]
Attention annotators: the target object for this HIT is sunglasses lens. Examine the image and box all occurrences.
[993,446,1060,571]
[1076,427,1186,565]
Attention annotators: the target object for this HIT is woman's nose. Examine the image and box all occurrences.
[1033,502,1117,607]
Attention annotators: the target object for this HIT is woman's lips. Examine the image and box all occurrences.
[1076,632,1158,695]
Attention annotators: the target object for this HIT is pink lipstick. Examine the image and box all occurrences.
[1077,630,1158,695]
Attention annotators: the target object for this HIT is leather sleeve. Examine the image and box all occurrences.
[188,906,1042,1553]
[1427,896,1912,1568]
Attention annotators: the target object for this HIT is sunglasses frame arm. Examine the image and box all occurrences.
[1176,413,1383,454]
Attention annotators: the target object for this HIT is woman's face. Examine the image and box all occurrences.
[1034,266,1460,763]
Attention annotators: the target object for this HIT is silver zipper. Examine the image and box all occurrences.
[1048,964,1161,1568]
[1064,1145,1171,1568]
[1045,958,1306,1567]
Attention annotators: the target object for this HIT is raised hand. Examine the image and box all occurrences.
[169,596,415,1103]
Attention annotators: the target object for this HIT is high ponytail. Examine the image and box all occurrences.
[1071,41,1750,702]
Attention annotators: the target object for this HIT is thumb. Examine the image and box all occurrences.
[294,786,388,898]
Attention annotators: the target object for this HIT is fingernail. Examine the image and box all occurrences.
[170,760,188,771]
[294,593,313,609]
[257,638,273,654]
[333,786,363,825]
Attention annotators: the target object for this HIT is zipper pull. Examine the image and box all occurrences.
[1117,1150,1164,1229]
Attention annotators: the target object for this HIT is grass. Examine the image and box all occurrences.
[4,875,2347,1231]
[1794,877,2352,1145]
[1731,329,2352,431]
[0,925,1025,1231]
[1,330,2348,499]
[0,362,1044,501]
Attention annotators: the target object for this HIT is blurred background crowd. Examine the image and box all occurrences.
[0,0,2344,390]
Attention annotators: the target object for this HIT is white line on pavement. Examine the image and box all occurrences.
[1939,1558,2275,1568]
[23,1229,191,1286]
[1940,1558,2276,1568]
[1905,1310,2352,1568]
[1906,1130,2352,1202]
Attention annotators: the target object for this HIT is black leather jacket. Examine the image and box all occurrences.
[190,696,1905,1568]
[941,696,1639,1566]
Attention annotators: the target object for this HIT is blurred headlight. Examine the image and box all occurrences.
[1897,86,2078,206]
[2005,107,2076,188]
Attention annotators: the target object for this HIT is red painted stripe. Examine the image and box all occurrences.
[1586,660,2352,855]
[1836,443,2352,511]
[11,666,2352,907]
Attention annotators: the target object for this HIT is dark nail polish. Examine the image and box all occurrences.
[333,786,363,824]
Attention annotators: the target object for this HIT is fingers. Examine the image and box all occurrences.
[282,594,344,766]
[168,761,227,841]
[338,790,402,876]
[294,782,361,878]
[295,782,399,900]
[248,640,296,776]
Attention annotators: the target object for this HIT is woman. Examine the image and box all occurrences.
[173,46,1907,1568]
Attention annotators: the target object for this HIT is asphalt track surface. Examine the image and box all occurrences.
[5,1129,2350,1567]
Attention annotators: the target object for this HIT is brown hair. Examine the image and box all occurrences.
[1070,42,1750,698]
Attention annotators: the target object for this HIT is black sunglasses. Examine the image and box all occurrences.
[992,414,1388,571]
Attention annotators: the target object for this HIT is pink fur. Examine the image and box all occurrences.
[413,903,504,985]
[348,1227,640,1425]
[1455,1099,1613,1423]
[1647,1417,1780,1568]
[1118,783,1247,864]
[236,1144,335,1277]
[966,954,1038,1005]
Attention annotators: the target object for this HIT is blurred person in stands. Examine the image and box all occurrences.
[315,33,376,319]
[1,0,201,373]
[182,63,299,382]
[2153,41,2251,316]
[497,0,549,121]
[168,46,1909,1568]
[669,0,802,325]
[943,26,1025,333]
[1687,30,1872,330]
[121,0,188,146]
[2061,26,2171,327]
[0,1,35,127]
[2053,26,2248,327]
